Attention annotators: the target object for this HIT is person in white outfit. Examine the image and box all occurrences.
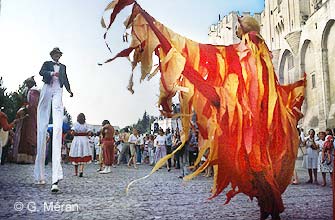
[93,133,100,163]
[128,128,139,169]
[148,135,155,165]
[34,47,73,193]
[303,129,319,184]
[154,129,170,171]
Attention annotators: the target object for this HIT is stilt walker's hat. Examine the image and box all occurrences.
[50,47,63,56]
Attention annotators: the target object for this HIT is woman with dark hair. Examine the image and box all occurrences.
[172,132,182,169]
[188,128,198,166]
[68,113,92,177]
[117,127,130,165]
[154,128,170,171]
[99,120,115,174]
[304,129,319,184]
[326,128,333,136]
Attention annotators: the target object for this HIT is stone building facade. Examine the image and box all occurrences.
[209,0,335,131]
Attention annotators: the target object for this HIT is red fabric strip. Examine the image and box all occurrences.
[106,0,135,30]
[99,46,137,65]
[199,44,221,85]
[73,132,89,136]
[103,0,135,54]
[182,65,220,108]
[136,3,172,53]
[69,155,92,163]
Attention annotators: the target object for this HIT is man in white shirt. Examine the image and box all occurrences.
[93,133,100,163]
[136,134,144,164]
[34,47,74,193]
[128,128,139,168]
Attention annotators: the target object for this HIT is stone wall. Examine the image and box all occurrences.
[208,0,335,131]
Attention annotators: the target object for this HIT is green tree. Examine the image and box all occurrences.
[149,116,156,133]
[134,111,153,134]
[8,85,25,119]
[1,78,73,127]
[121,112,156,134]
[0,79,13,119]
[0,78,24,121]
[64,107,72,126]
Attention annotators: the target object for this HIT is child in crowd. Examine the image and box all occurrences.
[63,130,73,164]
[172,132,182,169]
[115,139,122,165]
[322,135,333,165]
[96,133,104,172]
[148,134,155,165]
[69,113,92,177]
[114,130,121,166]
[142,134,149,164]
[93,132,100,163]
[61,143,67,163]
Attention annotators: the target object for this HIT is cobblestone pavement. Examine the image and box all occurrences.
[0,160,332,220]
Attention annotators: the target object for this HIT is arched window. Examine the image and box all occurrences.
[279,50,294,83]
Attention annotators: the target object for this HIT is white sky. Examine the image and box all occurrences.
[0,0,264,127]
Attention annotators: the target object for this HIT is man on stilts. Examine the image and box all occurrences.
[34,47,73,192]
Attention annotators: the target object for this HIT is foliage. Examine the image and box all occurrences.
[0,78,72,126]
[0,81,13,119]
[122,111,156,134]
[64,107,72,126]
[0,79,24,121]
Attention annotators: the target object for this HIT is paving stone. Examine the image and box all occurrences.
[0,160,332,220]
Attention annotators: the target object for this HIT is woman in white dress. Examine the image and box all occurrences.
[69,113,92,177]
[154,129,170,171]
[148,135,155,165]
[304,129,319,184]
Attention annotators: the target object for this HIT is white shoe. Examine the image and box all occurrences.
[51,184,59,193]
[35,180,46,185]
[99,167,111,174]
